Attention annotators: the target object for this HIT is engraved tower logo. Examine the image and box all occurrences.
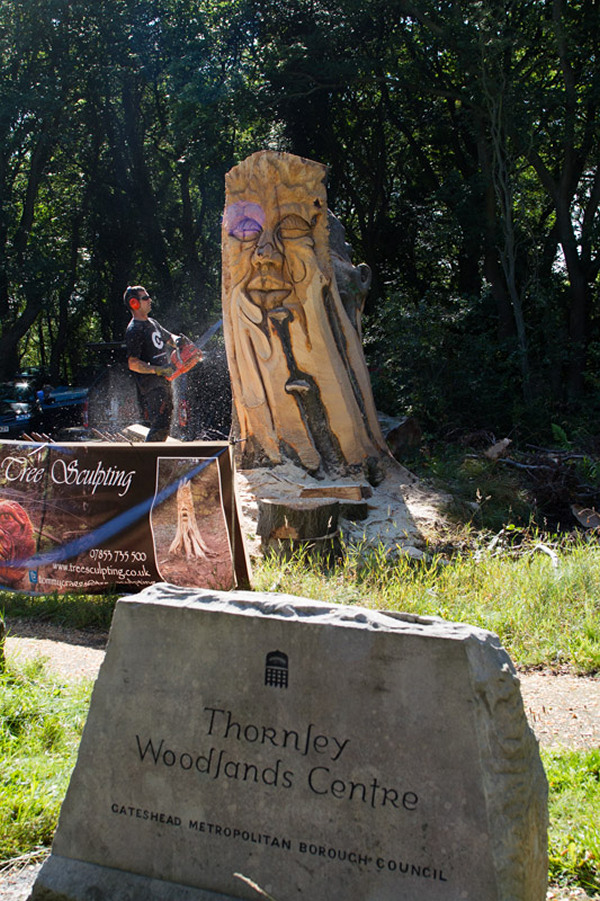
[265,650,288,688]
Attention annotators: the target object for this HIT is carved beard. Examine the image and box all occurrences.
[226,245,329,471]
[224,221,384,471]
[228,235,329,403]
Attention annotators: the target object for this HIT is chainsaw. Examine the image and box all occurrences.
[166,340,202,381]
[166,319,222,381]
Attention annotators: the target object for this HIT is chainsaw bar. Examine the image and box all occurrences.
[165,319,222,381]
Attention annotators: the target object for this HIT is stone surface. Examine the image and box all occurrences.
[31,585,548,901]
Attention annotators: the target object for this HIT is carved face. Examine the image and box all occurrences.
[224,200,322,311]
[223,153,330,316]
[221,151,386,473]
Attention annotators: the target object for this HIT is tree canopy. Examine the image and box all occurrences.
[1,0,599,435]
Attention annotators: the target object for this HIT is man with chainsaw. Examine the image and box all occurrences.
[124,285,202,441]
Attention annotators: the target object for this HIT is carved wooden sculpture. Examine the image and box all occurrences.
[169,480,210,559]
[222,151,388,478]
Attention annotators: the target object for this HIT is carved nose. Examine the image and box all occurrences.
[253,233,282,265]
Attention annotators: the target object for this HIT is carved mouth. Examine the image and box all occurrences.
[248,288,292,306]
[247,272,290,288]
[246,272,293,307]
[246,275,290,303]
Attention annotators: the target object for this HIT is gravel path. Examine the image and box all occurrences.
[0,862,42,901]
[4,619,107,683]
[2,619,598,900]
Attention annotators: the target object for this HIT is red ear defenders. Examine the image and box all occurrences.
[124,286,142,311]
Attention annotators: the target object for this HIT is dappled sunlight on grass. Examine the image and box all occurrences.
[544,748,600,894]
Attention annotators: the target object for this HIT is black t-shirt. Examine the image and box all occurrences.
[125,317,173,396]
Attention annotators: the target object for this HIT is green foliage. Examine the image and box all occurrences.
[0,609,5,673]
[545,748,600,894]
[419,451,534,533]
[0,658,91,862]
[0,0,597,417]
[365,293,527,433]
[552,424,572,450]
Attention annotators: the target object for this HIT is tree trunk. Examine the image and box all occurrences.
[121,78,175,308]
[50,220,80,383]
[554,198,591,398]
[0,296,44,378]
[222,151,390,480]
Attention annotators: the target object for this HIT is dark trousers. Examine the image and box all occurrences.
[142,385,173,441]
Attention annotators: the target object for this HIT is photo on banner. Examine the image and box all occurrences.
[0,440,250,593]
[150,456,234,590]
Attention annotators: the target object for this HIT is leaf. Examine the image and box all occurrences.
[551,424,571,449]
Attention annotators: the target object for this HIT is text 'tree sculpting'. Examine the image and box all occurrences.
[222,151,388,478]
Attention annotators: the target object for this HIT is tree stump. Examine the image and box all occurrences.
[257,498,340,544]
[299,484,372,500]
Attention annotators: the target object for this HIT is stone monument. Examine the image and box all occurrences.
[31,585,548,901]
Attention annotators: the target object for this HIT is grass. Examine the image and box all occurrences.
[409,437,600,534]
[4,530,599,674]
[545,748,600,894]
[254,532,600,674]
[0,438,599,891]
[0,657,92,864]
[0,590,117,631]
[414,445,536,532]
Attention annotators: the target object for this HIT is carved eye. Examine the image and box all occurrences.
[277,214,312,240]
[229,217,263,241]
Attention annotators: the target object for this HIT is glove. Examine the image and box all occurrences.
[175,334,191,348]
[154,366,174,378]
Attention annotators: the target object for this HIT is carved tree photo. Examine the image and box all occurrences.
[169,480,210,560]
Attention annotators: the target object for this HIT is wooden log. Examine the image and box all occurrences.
[386,416,423,458]
[257,498,340,542]
[300,484,373,500]
[222,150,389,477]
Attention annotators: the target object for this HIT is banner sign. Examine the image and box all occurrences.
[0,440,250,594]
